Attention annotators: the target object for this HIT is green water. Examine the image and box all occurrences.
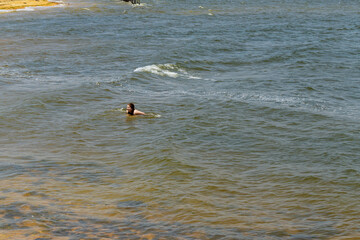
[0,0,359,239]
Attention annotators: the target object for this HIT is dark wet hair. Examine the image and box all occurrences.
[128,103,135,115]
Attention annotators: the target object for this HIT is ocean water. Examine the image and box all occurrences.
[0,0,359,239]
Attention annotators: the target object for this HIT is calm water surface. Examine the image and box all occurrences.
[0,0,359,239]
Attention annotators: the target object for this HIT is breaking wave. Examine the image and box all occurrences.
[134,63,201,79]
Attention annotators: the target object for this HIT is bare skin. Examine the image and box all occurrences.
[126,104,145,115]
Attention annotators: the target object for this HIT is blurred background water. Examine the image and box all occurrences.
[0,0,359,239]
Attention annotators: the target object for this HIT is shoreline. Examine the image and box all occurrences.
[0,0,60,11]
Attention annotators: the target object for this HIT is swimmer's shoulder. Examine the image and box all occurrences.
[134,109,146,115]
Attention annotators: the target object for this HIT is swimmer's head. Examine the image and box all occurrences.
[127,103,135,115]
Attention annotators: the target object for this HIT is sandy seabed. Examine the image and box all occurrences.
[0,0,59,11]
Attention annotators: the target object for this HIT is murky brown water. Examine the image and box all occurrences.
[1,0,360,239]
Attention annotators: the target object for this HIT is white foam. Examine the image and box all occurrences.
[132,3,146,7]
[15,1,65,12]
[134,64,178,78]
[134,63,201,79]
[17,7,35,11]
[0,9,13,13]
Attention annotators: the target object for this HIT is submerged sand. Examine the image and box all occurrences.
[0,0,59,11]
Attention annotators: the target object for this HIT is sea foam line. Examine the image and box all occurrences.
[16,2,65,11]
[134,63,200,79]
[0,1,65,13]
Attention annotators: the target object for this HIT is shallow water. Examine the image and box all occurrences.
[1,0,360,239]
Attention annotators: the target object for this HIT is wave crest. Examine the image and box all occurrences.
[134,63,200,79]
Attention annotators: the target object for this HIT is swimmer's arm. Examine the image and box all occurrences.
[134,109,146,115]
